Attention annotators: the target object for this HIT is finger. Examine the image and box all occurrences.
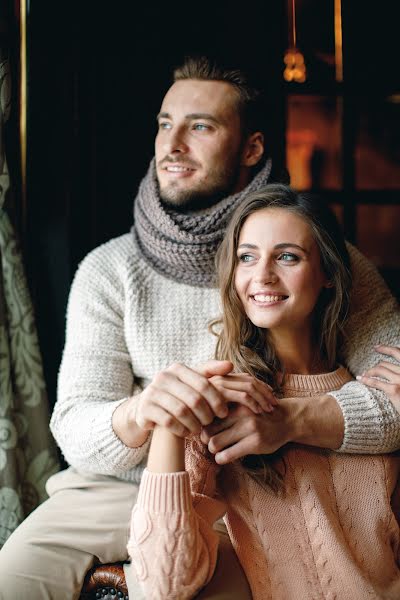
[214,436,260,465]
[208,420,252,455]
[168,363,229,419]
[239,376,278,407]
[361,365,400,381]
[367,361,400,375]
[356,375,396,396]
[146,404,191,438]
[202,410,246,439]
[375,345,400,362]
[154,392,205,433]
[158,372,216,426]
[200,428,211,444]
[214,373,278,405]
[211,377,277,412]
[195,360,234,378]
[216,388,265,414]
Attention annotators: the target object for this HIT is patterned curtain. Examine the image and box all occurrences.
[0,55,59,548]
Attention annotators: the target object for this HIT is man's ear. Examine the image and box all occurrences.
[241,132,264,167]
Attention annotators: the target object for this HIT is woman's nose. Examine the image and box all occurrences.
[254,261,278,284]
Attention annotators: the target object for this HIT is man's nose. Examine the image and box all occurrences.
[165,126,189,154]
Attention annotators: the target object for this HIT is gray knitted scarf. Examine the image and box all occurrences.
[132,157,272,287]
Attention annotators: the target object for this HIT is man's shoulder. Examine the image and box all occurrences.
[76,233,139,276]
[82,233,135,265]
[70,233,142,293]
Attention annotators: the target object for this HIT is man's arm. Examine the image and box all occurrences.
[51,239,152,475]
[330,244,400,453]
[201,394,344,465]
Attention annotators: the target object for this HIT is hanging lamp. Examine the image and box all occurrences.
[283,0,306,83]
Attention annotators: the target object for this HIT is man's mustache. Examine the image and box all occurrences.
[158,156,200,170]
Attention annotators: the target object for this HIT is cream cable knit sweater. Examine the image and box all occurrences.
[51,234,400,480]
[128,367,400,600]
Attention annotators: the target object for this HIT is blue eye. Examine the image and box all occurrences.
[238,254,254,263]
[159,121,172,130]
[193,123,209,131]
[278,252,299,262]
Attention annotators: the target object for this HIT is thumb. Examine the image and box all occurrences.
[196,359,234,378]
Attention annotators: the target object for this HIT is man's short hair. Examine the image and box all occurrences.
[173,56,265,138]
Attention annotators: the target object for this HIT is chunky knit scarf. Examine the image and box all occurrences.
[132,157,272,287]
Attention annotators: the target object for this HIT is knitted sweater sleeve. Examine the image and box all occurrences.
[331,243,400,453]
[128,438,226,600]
[50,239,150,475]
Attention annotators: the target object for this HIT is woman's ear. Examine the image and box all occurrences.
[324,280,335,288]
[241,132,264,167]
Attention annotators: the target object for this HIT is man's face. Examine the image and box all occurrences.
[155,80,247,210]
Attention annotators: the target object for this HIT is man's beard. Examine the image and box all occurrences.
[158,159,241,213]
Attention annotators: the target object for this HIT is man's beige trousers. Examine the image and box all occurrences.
[0,467,251,599]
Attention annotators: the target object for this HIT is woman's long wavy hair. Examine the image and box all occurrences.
[211,184,352,492]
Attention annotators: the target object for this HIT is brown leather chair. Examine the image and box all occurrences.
[80,562,129,600]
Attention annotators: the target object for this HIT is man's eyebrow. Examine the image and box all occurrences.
[185,113,221,124]
[156,112,221,124]
[157,112,171,121]
[237,242,308,253]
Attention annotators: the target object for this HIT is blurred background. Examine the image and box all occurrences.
[1,0,399,410]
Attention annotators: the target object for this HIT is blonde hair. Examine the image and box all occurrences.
[212,184,352,491]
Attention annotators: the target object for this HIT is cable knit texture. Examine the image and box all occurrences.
[128,368,400,600]
[51,230,400,478]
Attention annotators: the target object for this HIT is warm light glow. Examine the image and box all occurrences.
[334,0,343,82]
[283,49,306,83]
[284,0,306,83]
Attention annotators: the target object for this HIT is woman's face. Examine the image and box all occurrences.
[234,208,329,336]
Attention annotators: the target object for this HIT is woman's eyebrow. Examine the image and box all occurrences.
[237,242,309,253]
[274,243,308,253]
[238,243,258,249]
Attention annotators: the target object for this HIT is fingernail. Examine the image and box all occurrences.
[356,375,363,380]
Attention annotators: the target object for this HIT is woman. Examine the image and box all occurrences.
[128,184,400,600]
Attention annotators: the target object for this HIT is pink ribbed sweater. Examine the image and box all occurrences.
[128,367,400,600]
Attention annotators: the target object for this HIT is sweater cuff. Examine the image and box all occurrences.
[329,380,400,453]
[94,397,151,472]
[137,469,192,513]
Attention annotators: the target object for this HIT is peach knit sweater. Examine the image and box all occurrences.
[128,367,400,600]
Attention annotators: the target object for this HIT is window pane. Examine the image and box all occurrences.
[286,95,342,190]
[357,205,400,268]
[355,97,400,190]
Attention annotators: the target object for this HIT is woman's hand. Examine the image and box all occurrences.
[357,345,400,411]
[209,372,278,414]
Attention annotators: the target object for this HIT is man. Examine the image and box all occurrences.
[0,56,399,600]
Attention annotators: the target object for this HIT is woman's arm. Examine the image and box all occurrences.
[128,427,226,600]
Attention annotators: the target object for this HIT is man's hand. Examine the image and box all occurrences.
[357,345,400,411]
[113,361,279,448]
[201,391,346,464]
[134,361,233,438]
[201,403,293,465]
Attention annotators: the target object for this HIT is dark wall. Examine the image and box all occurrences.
[25,1,287,407]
